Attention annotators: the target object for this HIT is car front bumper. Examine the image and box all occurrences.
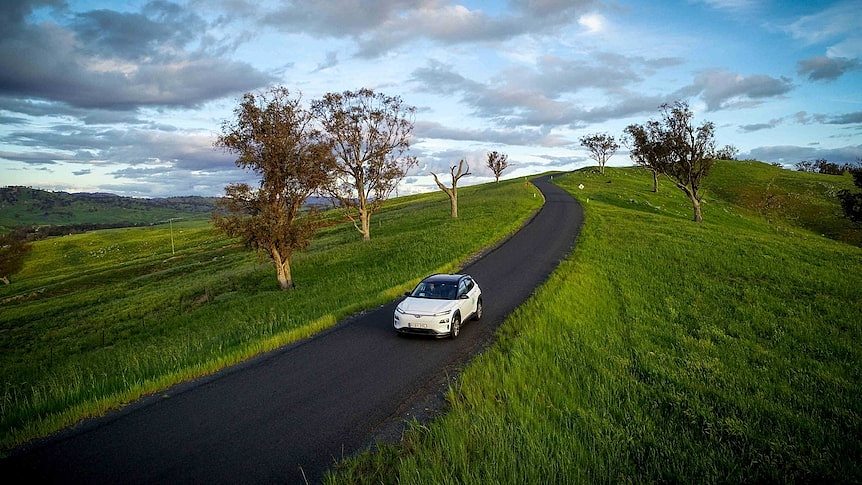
[394,313,451,337]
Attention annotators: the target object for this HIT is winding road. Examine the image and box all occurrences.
[2,175,583,484]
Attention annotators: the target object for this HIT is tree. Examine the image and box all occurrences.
[715,144,738,160]
[431,159,471,218]
[214,87,334,290]
[623,120,667,193]
[627,101,717,222]
[0,228,31,285]
[312,88,418,241]
[486,151,509,182]
[795,159,850,175]
[838,167,862,223]
[579,133,618,174]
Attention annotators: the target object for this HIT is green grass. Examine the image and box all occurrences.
[705,160,860,246]
[327,163,862,483]
[0,186,213,232]
[0,179,542,452]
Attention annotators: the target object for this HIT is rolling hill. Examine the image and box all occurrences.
[0,186,218,233]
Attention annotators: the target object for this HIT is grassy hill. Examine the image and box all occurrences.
[0,186,217,233]
[0,179,542,452]
[704,160,860,246]
[328,162,862,483]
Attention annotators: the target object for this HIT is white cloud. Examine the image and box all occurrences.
[784,0,862,57]
[577,13,604,33]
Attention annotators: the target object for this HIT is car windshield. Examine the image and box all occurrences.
[410,281,458,300]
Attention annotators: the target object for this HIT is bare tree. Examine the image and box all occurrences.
[214,87,334,290]
[623,121,666,193]
[0,228,31,285]
[627,101,716,222]
[486,151,509,182]
[579,133,619,174]
[431,159,471,218]
[312,88,417,241]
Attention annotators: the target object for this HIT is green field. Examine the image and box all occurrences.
[706,160,860,246]
[0,179,542,452]
[0,186,215,233]
[328,161,862,483]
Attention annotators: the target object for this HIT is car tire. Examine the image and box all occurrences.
[450,314,461,339]
[474,298,483,321]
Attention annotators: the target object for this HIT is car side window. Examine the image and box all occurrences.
[458,280,467,297]
[465,278,474,291]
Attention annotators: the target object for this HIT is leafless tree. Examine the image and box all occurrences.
[312,88,417,241]
[627,101,716,222]
[214,87,334,290]
[486,151,509,182]
[579,133,619,174]
[431,159,471,218]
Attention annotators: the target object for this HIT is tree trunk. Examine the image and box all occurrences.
[450,190,458,218]
[690,194,703,222]
[651,170,658,193]
[359,209,371,241]
[495,174,500,183]
[600,162,605,174]
[271,247,294,290]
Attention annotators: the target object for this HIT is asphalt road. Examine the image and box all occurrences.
[2,175,583,484]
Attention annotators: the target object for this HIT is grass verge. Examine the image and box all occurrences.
[0,178,542,453]
[327,164,862,483]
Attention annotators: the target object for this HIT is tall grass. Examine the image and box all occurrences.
[327,163,862,483]
[0,179,542,452]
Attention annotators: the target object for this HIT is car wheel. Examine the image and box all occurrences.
[450,314,461,339]
[474,298,483,321]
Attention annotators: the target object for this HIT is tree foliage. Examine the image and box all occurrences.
[838,167,862,223]
[579,133,618,174]
[795,159,853,175]
[0,228,31,285]
[312,88,417,241]
[623,120,667,193]
[214,87,334,290]
[486,151,509,182]
[715,144,738,160]
[625,101,716,222]
[431,159,471,218]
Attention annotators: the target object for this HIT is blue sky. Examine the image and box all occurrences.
[1,0,860,196]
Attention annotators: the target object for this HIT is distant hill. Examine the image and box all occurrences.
[0,186,218,234]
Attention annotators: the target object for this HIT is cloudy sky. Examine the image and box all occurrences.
[1,0,861,197]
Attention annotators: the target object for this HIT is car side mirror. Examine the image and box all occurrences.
[404,291,411,297]
[459,293,469,299]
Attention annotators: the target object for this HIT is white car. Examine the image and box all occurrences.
[394,274,483,338]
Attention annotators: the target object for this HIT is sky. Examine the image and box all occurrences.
[1,0,861,197]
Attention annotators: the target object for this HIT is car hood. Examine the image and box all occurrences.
[399,297,458,315]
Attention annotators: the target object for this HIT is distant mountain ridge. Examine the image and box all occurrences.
[0,186,219,233]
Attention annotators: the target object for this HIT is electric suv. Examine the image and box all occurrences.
[394,274,483,338]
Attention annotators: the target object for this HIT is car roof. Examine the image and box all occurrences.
[421,273,469,283]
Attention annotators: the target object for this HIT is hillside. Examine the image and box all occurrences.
[0,179,542,452]
[704,160,860,246]
[0,186,218,233]
[329,163,862,482]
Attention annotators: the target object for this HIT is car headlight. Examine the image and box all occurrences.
[395,307,406,314]
[431,309,452,317]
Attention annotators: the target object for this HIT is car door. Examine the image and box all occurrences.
[467,278,480,312]
[456,279,470,318]
[463,277,478,316]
